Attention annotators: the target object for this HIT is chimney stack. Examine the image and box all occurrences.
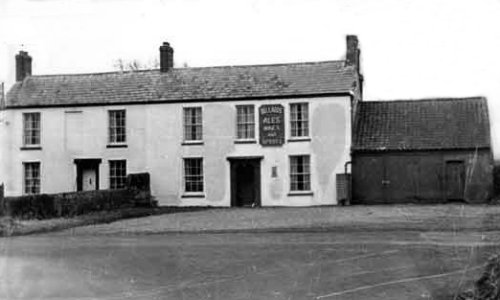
[16,51,32,82]
[345,35,360,72]
[159,42,174,72]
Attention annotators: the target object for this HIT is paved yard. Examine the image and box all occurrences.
[1,231,498,300]
[63,205,500,235]
[3,205,500,299]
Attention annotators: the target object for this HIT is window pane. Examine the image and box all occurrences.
[24,162,40,194]
[23,113,41,146]
[290,103,309,137]
[109,160,127,189]
[109,110,126,144]
[184,158,204,192]
[236,105,255,139]
[184,108,203,141]
[289,155,311,191]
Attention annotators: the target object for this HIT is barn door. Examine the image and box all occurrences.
[352,156,386,203]
[445,161,465,201]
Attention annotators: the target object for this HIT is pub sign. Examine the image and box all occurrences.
[259,104,284,146]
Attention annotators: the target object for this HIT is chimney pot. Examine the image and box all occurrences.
[159,42,174,72]
[15,51,32,82]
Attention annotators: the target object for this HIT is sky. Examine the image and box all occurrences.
[1,0,499,156]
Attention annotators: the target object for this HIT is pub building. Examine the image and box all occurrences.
[0,37,362,206]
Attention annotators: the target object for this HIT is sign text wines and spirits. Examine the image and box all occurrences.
[259,104,284,146]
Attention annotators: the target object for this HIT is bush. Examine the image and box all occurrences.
[456,254,500,300]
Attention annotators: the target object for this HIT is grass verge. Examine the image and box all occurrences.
[0,206,210,237]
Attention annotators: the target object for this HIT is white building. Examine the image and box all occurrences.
[0,36,362,206]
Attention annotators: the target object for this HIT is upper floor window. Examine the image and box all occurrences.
[23,112,41,146]
[184,158,204,193]
[108,110,126,144]
[290,155,311,191]
[290,103,309,138]
[109,160,127,189]
[183,107,202,141]
[23,162,40,194]
[236,105,255,140]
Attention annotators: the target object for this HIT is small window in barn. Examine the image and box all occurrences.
[22,112,41,147]
[290,155,311,191]
[236,105,255,140]
[23,162,41,194]
[290,103,309,138]
[183,107,203,142]
[109,160,127,189]
[108,110,126,145]
[184,158,204,193]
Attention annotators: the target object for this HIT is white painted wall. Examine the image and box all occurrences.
[0,95,352,206]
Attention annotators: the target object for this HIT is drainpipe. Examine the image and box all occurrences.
[344,161,352,205]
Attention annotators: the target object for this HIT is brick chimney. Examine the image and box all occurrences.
[16,51,32,82]
[345,35,360,72]
[159,42,174,72]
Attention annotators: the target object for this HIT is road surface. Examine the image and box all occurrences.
[0,231,498,300]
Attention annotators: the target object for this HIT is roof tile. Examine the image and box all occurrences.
[6,60,357,108]
[353,97,491,151]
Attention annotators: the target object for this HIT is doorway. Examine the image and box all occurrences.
[74,159,101,191]
[445,160,465,201]
[229,158,262,207]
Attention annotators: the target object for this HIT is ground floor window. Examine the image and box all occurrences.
[290,155,311,191]
[23,162,40,194]
[184,158,204,192]
[109,160,127,189]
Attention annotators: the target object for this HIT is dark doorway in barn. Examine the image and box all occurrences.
[228,157,262,207]
[445,160,465,201]
[74,159,101,191]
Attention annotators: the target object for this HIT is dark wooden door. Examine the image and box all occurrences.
[352,156,386,203]
[230,159,261,207]
[445,161,465,201]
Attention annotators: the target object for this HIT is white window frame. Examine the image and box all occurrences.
[23,161,41,195]
[109,160,127,189]
[235,105,256,140]
[289,103,309,139]
[22,112,41,147]
[183,107,203,142]
[108,110,126,145]
[183,157,204,193]
[289,155,311,192]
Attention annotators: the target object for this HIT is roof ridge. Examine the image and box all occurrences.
[23,60,348,79]
[362,96,486,104]
[184,60,347,70]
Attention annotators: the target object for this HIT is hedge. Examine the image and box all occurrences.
[0,173,154,220]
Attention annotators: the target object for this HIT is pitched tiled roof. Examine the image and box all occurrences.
[6,60,358,108]
[353,97,491,151]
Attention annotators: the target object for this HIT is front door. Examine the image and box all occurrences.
[445,161,465,201]
[82,168,97,191]
[230,158,261,207]
[74,159,101,191]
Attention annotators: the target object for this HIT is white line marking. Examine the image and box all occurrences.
[315,264,485,299]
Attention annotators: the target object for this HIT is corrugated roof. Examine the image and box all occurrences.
[6,60,358,108]
[353,97,491,151]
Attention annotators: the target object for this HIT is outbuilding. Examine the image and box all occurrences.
[352,97,493,204]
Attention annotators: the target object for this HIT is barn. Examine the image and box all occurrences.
[352,97,493,204]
